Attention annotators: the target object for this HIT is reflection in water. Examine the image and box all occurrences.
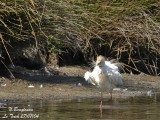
[0,94,160,120]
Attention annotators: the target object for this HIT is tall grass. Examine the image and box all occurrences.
[0,0,159,75]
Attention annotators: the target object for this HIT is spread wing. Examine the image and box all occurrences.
[104,61,123,86]
[84,71,98,86]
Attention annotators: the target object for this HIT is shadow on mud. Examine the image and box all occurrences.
[13,72,89,86]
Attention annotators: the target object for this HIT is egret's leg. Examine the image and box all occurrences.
[100,92,103,113]
[110,92,112,101]
[109,91,113,105]
[100,92,103,106]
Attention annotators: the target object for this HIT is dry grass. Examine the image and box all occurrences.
[0,0,159,75]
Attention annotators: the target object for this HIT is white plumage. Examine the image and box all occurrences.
[84,55,123,108]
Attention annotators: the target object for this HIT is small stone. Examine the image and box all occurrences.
[28,84,35,88]
[40,84,43,88]
[77,83,82,87]
[1,84,6,87]
[113,88,121,91]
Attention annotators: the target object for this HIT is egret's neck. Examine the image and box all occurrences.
[98,61,105,68]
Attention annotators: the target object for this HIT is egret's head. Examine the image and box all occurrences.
[96,55,105,67]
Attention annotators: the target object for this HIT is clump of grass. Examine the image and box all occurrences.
[0,0,48,71]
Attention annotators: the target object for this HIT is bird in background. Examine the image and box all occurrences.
[84,55,123,109]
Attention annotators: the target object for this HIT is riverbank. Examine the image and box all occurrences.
[0,66,159,100]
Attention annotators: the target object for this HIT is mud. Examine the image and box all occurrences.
[0,66,160,100]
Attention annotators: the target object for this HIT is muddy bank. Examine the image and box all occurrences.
[0,66,160,100]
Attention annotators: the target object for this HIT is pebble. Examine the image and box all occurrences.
[28,85,35,88]
[1,84,6,87]
[40,84,43,88]
[113,88,121,91]
[77,83,82,87]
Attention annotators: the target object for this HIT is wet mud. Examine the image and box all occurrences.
[0,66,159,100]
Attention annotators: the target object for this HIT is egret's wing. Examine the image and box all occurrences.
[104,61,123,86]
[84,71,98,86]
[105,61,118,72]
[109,59,117,63]
[108,70,123,86]
[84,71,91,80]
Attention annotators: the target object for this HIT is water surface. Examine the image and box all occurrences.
[0,94,160,120]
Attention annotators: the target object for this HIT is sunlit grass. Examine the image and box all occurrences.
[0,0,159,75]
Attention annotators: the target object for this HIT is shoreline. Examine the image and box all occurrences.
[0,66,160,100]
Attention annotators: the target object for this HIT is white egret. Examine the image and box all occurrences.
[84,55,123,108]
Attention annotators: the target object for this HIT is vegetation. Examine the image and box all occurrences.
[0,0,159,75]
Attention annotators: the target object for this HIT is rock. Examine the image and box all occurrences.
[77,83,82,87]
[28,84,35,88]
[40,84,43,88]
[113,88,121,91]
[1,83,6,87]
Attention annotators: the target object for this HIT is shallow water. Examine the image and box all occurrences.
[0,94,160,120]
